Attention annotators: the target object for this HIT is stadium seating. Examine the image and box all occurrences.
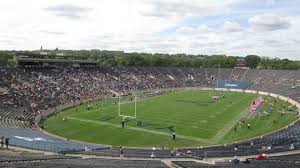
[1,157,167,167]
[0,149,167,168]
[172,160,300,168]
[1,148,300,168]
[175,121,300,158]
[0,66,299,160]
[172,153,300,168]
[14,159,168,168]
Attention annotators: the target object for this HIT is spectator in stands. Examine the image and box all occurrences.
[176,151,181,157]
[170,150,174,157]
[151,152,155,158]
[234,145,238,151]
[84,145,90,152]
[290,143,295,150]
[250,141,254,148]
[232,156,240,164]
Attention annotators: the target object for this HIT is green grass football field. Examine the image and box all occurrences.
[43,90,298,148]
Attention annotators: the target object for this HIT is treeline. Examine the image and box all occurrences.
[0,51,15,66]
[259,57,300,70]
[0,50,299,70]
[98,53,237,68]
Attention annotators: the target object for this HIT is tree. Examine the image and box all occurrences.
[245,55,261,68]
[2,50,299,70]
[0,51,14,66]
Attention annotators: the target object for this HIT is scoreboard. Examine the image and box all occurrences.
[235,58,247,67]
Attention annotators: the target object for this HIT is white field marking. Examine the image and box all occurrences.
[209,95,254,143]
[209,115,216,118]
[69,108,218,132]
[67,116,212,144]
[70,91,226,121]
[212,107,249,143]
[132,116,218,131]
[68,93,252,143]
[75,113,217,132]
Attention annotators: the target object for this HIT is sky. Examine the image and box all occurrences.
[0,0,299,60]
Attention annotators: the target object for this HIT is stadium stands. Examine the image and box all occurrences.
[0,66,299,162]
[172,160,300,168]
[1,67,298,126]
[14,159,168,168]
[0,149,167,168]
[172,153,300,167]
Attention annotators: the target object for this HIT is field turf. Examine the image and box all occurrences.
[43,90,298,148]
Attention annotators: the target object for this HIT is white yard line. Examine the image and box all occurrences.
[211,107,248,143]
[210,96,252,143]
[67,116,212,144]
[68,92,252,144]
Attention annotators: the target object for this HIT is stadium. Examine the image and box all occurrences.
[0,51,299,168]
[1,1,300,167]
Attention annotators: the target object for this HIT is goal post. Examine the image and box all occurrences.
[118,94,137,121]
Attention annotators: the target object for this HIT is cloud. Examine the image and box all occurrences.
[223,21,243,32]
[176,21,244,35]
[176,24,211,34]
[44,4,92,19]
[140,0,234,18]
[0,39,18,46]
[176,26,197,34]
[249,14,291,31]
[39,30,66,35]
[0,0,299,60]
